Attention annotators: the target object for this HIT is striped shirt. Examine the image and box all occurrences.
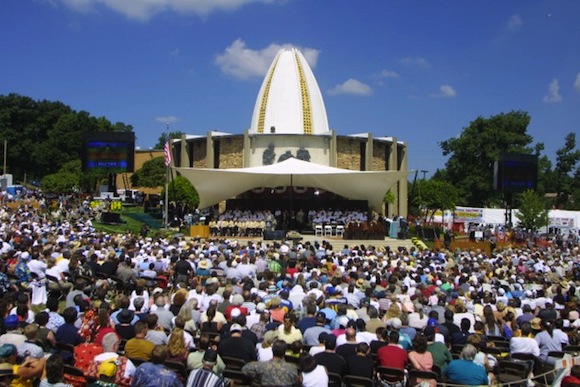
[186,368,224,387]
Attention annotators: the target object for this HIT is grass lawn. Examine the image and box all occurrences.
[92,206,181,238]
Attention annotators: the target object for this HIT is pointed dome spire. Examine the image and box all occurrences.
[250,47,329,135]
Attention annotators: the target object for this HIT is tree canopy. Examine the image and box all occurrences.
[554,133,580,209]
[154,131,185,150]
[414,179,459,221]
[164,175,199,209]
[0,93,133,181]
[517,189,549,231]
[130,157,166,188]
[439,111,538,207]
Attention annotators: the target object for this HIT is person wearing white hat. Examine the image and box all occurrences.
[217,323,256,363]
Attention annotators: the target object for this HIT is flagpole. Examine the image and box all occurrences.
[164,124,170,229]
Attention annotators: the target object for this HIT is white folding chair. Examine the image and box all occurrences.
[324,225,333,236]
[314,224,323,236]
[335,225,345,237]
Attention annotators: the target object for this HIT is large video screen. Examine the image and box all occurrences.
[82,132,135,173]
[494,153,538,193]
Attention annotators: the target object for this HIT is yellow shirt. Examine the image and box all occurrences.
[124,337,155,361]
[11,365,33,387]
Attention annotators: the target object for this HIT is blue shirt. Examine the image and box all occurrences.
[55,323,83,346]
[444,359,488,386]
[131,362,183,387]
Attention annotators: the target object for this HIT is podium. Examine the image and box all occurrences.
[189,225,210,238]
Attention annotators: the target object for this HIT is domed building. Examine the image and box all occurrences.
[172,47,408,219]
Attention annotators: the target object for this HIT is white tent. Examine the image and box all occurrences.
[175,157,409,211]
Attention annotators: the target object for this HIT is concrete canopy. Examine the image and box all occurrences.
[175,158,409,211]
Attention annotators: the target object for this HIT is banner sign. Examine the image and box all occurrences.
[549,217,575,227]
[453,207,484,223]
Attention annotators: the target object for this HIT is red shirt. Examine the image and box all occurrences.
[562,375,580,387]
[225,305,248,320]
[377,344,408,370]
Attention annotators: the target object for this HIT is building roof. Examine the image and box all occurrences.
[249,47,330,136]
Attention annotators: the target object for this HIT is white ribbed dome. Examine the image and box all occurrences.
[250,48,330,135]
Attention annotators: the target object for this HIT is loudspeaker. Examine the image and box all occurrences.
[102,212,121,224]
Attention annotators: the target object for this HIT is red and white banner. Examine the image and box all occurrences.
[164,141,172,167]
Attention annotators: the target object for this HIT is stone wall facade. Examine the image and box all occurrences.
[372,142,387,171]
[218,137,244,168]
[192,140,207,168]
[336,138,361,170]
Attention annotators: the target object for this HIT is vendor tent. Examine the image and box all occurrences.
[175,157,409,211]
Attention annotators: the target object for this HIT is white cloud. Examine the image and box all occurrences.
[56,0,282,21]
[574,73,580,92]
[215,39,320,80]
[399,56,429,68]
[155,115,180,124]
[327,79,372,96]
[543,79,562,103]
[377,69,400,78]
[507,14,523,31]
[431,85,457,98]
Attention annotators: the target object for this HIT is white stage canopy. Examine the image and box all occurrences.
[175,158,409,211]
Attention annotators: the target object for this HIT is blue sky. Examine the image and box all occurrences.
[1,0,579,175]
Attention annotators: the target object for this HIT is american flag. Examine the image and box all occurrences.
[164,140,172,167]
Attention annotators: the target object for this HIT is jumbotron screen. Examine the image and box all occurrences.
[81,132,135,173]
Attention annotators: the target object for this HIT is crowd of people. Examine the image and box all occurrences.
[0,192,580,386]
[208,209,370,238]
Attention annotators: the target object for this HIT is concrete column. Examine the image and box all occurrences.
[243,130,251,168]
[365,133,373,171]
[387,137,398,217]
[329,130,337,167]
[398,142,408,218]
[180,134,189,168]
[206,131,214,169]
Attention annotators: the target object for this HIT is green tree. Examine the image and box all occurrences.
[384,190,395,204]
[154,131,184,149]
[439,111,535,207]
[571,168,580,210]
[0,93,133,181]
[554,132,580,209]
[163,175,199,208]
[415,179,459,220]
[41,171,79,193]
[131,156,166,188]
[40,160,105,194]
[534,142,557,200]
[517,189,549,231]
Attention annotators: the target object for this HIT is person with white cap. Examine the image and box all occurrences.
[13,251,33,289]
[217,323,256,363]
